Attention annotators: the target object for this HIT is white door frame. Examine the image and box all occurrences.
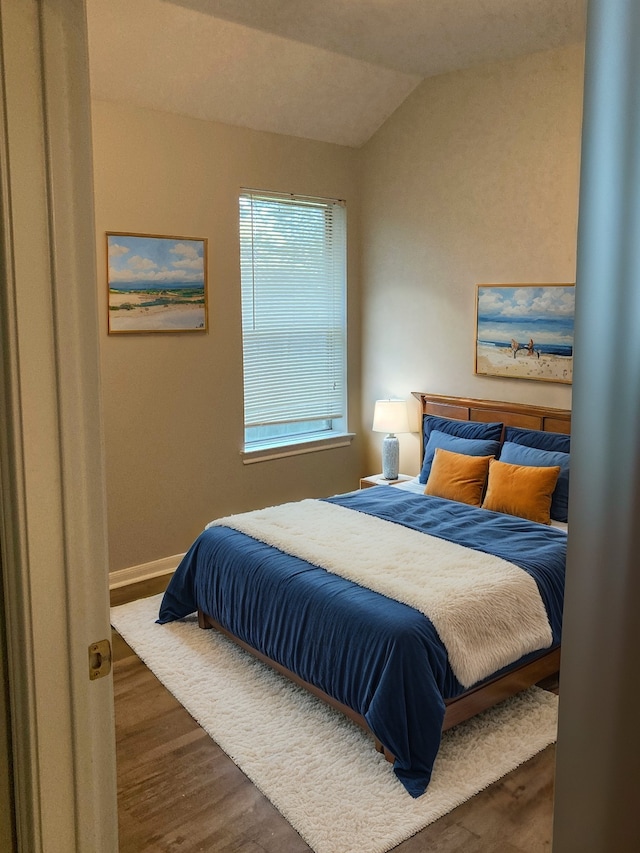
[0,0,117,849]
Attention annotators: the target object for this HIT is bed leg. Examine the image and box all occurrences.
[197,609,212,629]
[374,738,395,764]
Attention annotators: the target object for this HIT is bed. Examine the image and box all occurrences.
[158,393,570,797]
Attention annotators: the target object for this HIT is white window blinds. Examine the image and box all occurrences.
[239,190,347,444]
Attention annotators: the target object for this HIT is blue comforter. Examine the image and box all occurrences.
[158,488,566,797]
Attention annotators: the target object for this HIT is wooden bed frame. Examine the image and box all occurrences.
[199,392,570,762]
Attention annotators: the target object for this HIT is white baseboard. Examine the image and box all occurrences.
[109,553,185,590]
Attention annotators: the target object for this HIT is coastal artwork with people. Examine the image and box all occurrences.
[475,284,574,384]
[107,232,208,333]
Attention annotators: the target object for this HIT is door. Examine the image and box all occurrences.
[0,0,118,849]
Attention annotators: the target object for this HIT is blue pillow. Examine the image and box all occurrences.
[504,426,570,454]
[498,441,570,522]
[419,415,503,484]
[419,430,500,484]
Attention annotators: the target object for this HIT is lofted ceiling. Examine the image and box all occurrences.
[86,0,586,148]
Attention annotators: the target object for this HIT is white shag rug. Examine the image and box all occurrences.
[111,593,558,853]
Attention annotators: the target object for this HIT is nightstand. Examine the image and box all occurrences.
[359,473,414,489]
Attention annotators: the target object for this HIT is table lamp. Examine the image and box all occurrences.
[372,399,410,480]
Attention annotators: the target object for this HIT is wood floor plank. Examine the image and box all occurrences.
[112,591,557,853]
[114,643,310,853]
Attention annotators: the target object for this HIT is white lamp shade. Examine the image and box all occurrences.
[372,399,410,435]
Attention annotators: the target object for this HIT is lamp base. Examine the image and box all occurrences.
[381,433,400,480]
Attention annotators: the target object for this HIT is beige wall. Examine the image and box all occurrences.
[94,44,585,571]
[360,45,584,476]
[0,588,14,851]
[91,101,362,572]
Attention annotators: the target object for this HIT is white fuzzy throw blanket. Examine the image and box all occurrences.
[207,500,553,688]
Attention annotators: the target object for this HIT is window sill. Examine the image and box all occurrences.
[241,432,355,465]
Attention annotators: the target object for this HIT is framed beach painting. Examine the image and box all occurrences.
[475,283,575,384]
[107,232,208,333]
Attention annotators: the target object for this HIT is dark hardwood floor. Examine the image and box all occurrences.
[112,581,558,852]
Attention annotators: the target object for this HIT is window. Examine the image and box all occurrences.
[239,190,348,458]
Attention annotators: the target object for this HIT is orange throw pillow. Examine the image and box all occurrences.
[424,448,493,507]
[482,458,561,524]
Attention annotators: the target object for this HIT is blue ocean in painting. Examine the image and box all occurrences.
[476,315,573,357]
[478,339,573,357]
[110,281,204,292]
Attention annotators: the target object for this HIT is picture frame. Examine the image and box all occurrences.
[475,283,575,384]
[107,232,208,334]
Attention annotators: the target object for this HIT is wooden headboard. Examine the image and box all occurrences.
[412,392,571,458]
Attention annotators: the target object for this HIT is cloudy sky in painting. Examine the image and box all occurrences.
[477,285,574,347]
[108,234,205,284]
[478,285,574,321]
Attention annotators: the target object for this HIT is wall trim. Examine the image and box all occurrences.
[109,554,185,590]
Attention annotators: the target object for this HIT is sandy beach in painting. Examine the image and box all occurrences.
[476,342,573,383]
[109,290,206,332]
